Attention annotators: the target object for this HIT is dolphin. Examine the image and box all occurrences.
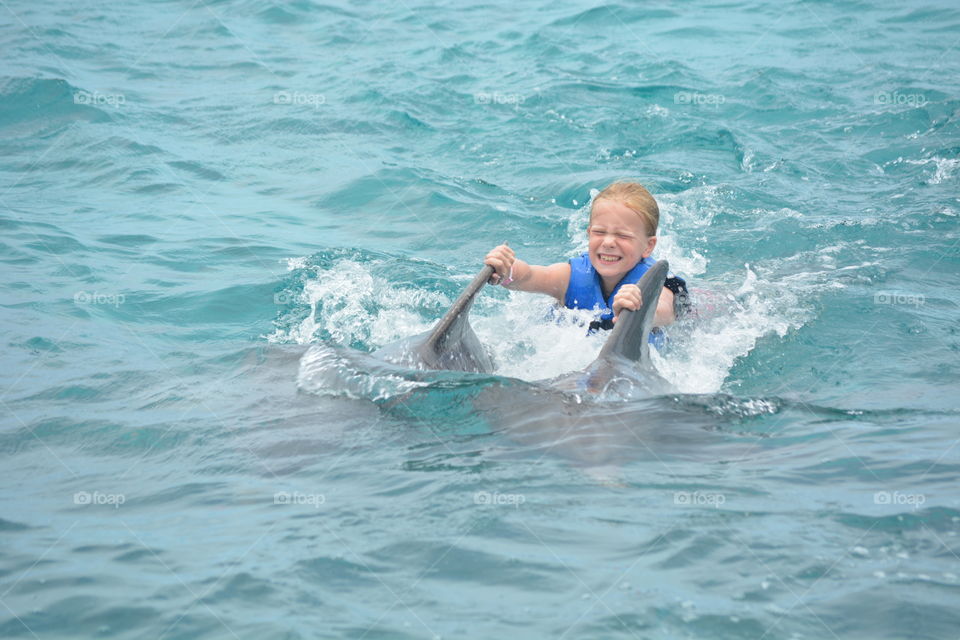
[297,259,700,477]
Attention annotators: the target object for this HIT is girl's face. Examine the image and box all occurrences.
[587,198,657,287]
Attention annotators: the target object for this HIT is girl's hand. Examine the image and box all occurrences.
[612,284,642,322]
[484,244,515,285]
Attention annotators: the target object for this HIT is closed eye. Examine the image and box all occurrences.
[589,228,635,239]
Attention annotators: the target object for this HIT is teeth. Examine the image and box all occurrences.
[599,255,620,262]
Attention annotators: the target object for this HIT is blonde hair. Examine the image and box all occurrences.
[590,182,659,236]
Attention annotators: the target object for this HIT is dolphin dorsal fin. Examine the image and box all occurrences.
[596,260,669,364]
[414,266,494,373]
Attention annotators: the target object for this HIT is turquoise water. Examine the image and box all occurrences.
[2,0,959,637]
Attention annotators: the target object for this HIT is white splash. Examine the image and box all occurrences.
[269,259,446,346]
[285,256,308,270]
[891,156,959,185]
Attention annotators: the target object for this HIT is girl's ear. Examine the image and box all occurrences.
[642,236,657,258]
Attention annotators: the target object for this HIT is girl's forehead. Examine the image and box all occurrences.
[590,200,648,232]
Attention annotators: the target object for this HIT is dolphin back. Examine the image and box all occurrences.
[413,265,495,373]
[596,260,669,364]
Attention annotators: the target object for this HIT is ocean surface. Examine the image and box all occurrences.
[2,0,959,638]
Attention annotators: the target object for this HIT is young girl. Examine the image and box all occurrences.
[484,182,688,332]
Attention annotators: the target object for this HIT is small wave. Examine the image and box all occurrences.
[0,76,115,133]
[548,4,676,28]
[895,156,960,185]
[166,160,225,182]
[297,343,431,402]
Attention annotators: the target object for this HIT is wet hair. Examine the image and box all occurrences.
[590,181,660,236]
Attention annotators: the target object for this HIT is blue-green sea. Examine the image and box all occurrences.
[2,1,959,638]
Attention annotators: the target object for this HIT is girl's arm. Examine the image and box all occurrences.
[485,244,571,303]
[653,288,675,327]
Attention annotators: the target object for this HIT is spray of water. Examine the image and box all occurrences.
[272,185,837,395]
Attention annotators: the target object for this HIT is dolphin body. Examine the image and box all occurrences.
[297,260,694,476]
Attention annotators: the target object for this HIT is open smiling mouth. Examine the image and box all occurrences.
[598,254,622,263]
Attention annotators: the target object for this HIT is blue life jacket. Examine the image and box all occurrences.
[564,252,657,333]
[563,252,657,328]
